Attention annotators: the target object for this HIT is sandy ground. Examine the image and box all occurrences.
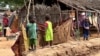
[0,37,15,56]
[95,53,100,56]
[0,33,100,56]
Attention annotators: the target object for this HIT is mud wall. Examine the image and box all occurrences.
[27,38,100,56]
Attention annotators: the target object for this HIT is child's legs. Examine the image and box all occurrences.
[29,39,34,49]
[47,41,50,46]
[85,30,89,40]
[83,34,88,40]
[4,29,6,37]
[83,29,89,39]
[49,40,53,46]
[47,40,53,46]
[33,39,37,50]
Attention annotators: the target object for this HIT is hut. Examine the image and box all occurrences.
[11,0,100,56]
[16,0,100,47]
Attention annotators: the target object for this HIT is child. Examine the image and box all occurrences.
[38,15,53,47]
[27,16,37,51]
[82,18,90,40]
[44,15,53,46]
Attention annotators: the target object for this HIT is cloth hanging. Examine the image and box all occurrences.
[8,15,15,27]
[92,13,98,27]
[87,12,92,24]
[69,10,75,18]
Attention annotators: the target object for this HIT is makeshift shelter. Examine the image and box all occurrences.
[16,0,100,47]
[18,0,79,46]
[11,0,100,56]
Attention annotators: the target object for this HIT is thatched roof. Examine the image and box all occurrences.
[58,0,100,12]
[21,0,100,12]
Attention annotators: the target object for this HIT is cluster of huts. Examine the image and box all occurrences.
[10,0,100,55]
[11,0,100,50]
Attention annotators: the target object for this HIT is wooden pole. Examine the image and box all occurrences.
[24,0,27,10]
[21,0,32,52]
[26,0,31,23]
[76,9,80,40]
[57,0,62,25]
[97,13,99,37]
[32,0,35,16]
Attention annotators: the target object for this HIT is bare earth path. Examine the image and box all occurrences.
[94,52,100,56]
[0,37,15,56]
[0,36,100,56]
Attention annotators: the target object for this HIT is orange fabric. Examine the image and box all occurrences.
[11,15,18,32]
[11,32,25,56]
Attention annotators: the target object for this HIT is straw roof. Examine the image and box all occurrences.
[58,0,100,12]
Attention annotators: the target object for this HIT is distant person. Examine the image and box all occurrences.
[0,23,2,36]
[44,15,53,46]
[3,14,9,39]
[27,16,37,51]
[82,18,90,40]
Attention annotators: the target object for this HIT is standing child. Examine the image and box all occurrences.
[44,15,53,46]
[82,18,90,40]
[3,14,9,40]
[27,16,37,51]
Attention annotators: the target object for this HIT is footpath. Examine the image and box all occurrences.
[0,37,14,56]
[27,38,100,56]
[0,37,100,56]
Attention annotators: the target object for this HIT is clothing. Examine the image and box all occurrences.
[45,21,53,42]
[8,15,15,27]
[27,23,37,39]
[93,15,98,27]
[82,20,90,40]
[3,17,9,37]
[0,26,2,35]
[0,26,2,32]
[27,23,37,47]
[3,17,9,27]
[6,27,11,36]
[29,39,37,46]
[83,29,89,39]
[4,28,7,37]
[11,32,24,56]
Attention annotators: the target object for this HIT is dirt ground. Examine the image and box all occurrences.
[0,33,100,56]
[0,37,15,56]
[94,53,100,56]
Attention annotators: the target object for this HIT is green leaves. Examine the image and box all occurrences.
[0,0,27,9]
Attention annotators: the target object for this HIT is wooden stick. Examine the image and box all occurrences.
[24,0,27,10]
[26,0,31,23]
[32,0,35,16]
[76,9,80,40]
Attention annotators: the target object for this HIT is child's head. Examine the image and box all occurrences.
[45,14,51,21]
[3,14,8,17]
[29,15,36,23]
